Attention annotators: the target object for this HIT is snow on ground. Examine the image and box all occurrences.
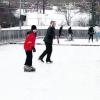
[0,39,100,100]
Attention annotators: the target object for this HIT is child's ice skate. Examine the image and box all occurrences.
[24,65,36,72]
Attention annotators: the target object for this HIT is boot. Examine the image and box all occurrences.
[24,65,36,72]
[38,57,44,63]
[46,60,53,63]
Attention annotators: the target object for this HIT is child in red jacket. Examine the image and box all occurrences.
[24,25,37,72]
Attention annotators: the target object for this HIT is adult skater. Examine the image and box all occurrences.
[88,26,94,42]
[59,25,63,38]
[57,25,63,44]
[38,21,57,63]
[68,27,73,41]
[24,25,37,72]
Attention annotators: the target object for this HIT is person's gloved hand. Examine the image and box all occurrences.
[32,48,36,52]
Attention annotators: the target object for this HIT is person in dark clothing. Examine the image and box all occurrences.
[38,21,56,63]
[57,25,63,44]
[88,26,94,42]
[68,27,73,41]
[59,25,63,38]
[24,25,37,72]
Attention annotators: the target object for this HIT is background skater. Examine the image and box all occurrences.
[58,25,63,38]
[88,26,94,42]
[68,27,73,41]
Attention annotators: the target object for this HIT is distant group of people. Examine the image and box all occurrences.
[59,25,73,41]
[59,25,100,42]
[23,21,100,72]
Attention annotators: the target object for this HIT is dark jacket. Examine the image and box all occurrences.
[44,26,55,44]
[68,27,73,35]
[59,26,63,37]
[88,27,94,35]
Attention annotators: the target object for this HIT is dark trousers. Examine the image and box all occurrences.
[39,42,52,61]
[25,50,33,66]
[89,35,93,42]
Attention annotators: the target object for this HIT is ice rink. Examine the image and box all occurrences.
[0,39,100,100]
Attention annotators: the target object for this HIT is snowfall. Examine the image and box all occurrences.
[0,38,100,100]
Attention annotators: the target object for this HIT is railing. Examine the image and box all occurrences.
[0,27,96,44]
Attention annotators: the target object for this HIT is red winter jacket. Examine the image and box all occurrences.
[24,31,36,51]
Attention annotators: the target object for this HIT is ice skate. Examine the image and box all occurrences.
[24,65,36,72]
[38,58,44,63]
[46,60,53,63]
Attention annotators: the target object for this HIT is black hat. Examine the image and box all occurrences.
[31,25,37,30]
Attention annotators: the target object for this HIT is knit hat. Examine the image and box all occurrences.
[31,25,37,30]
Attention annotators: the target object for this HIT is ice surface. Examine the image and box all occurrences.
[0,39,100,100]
